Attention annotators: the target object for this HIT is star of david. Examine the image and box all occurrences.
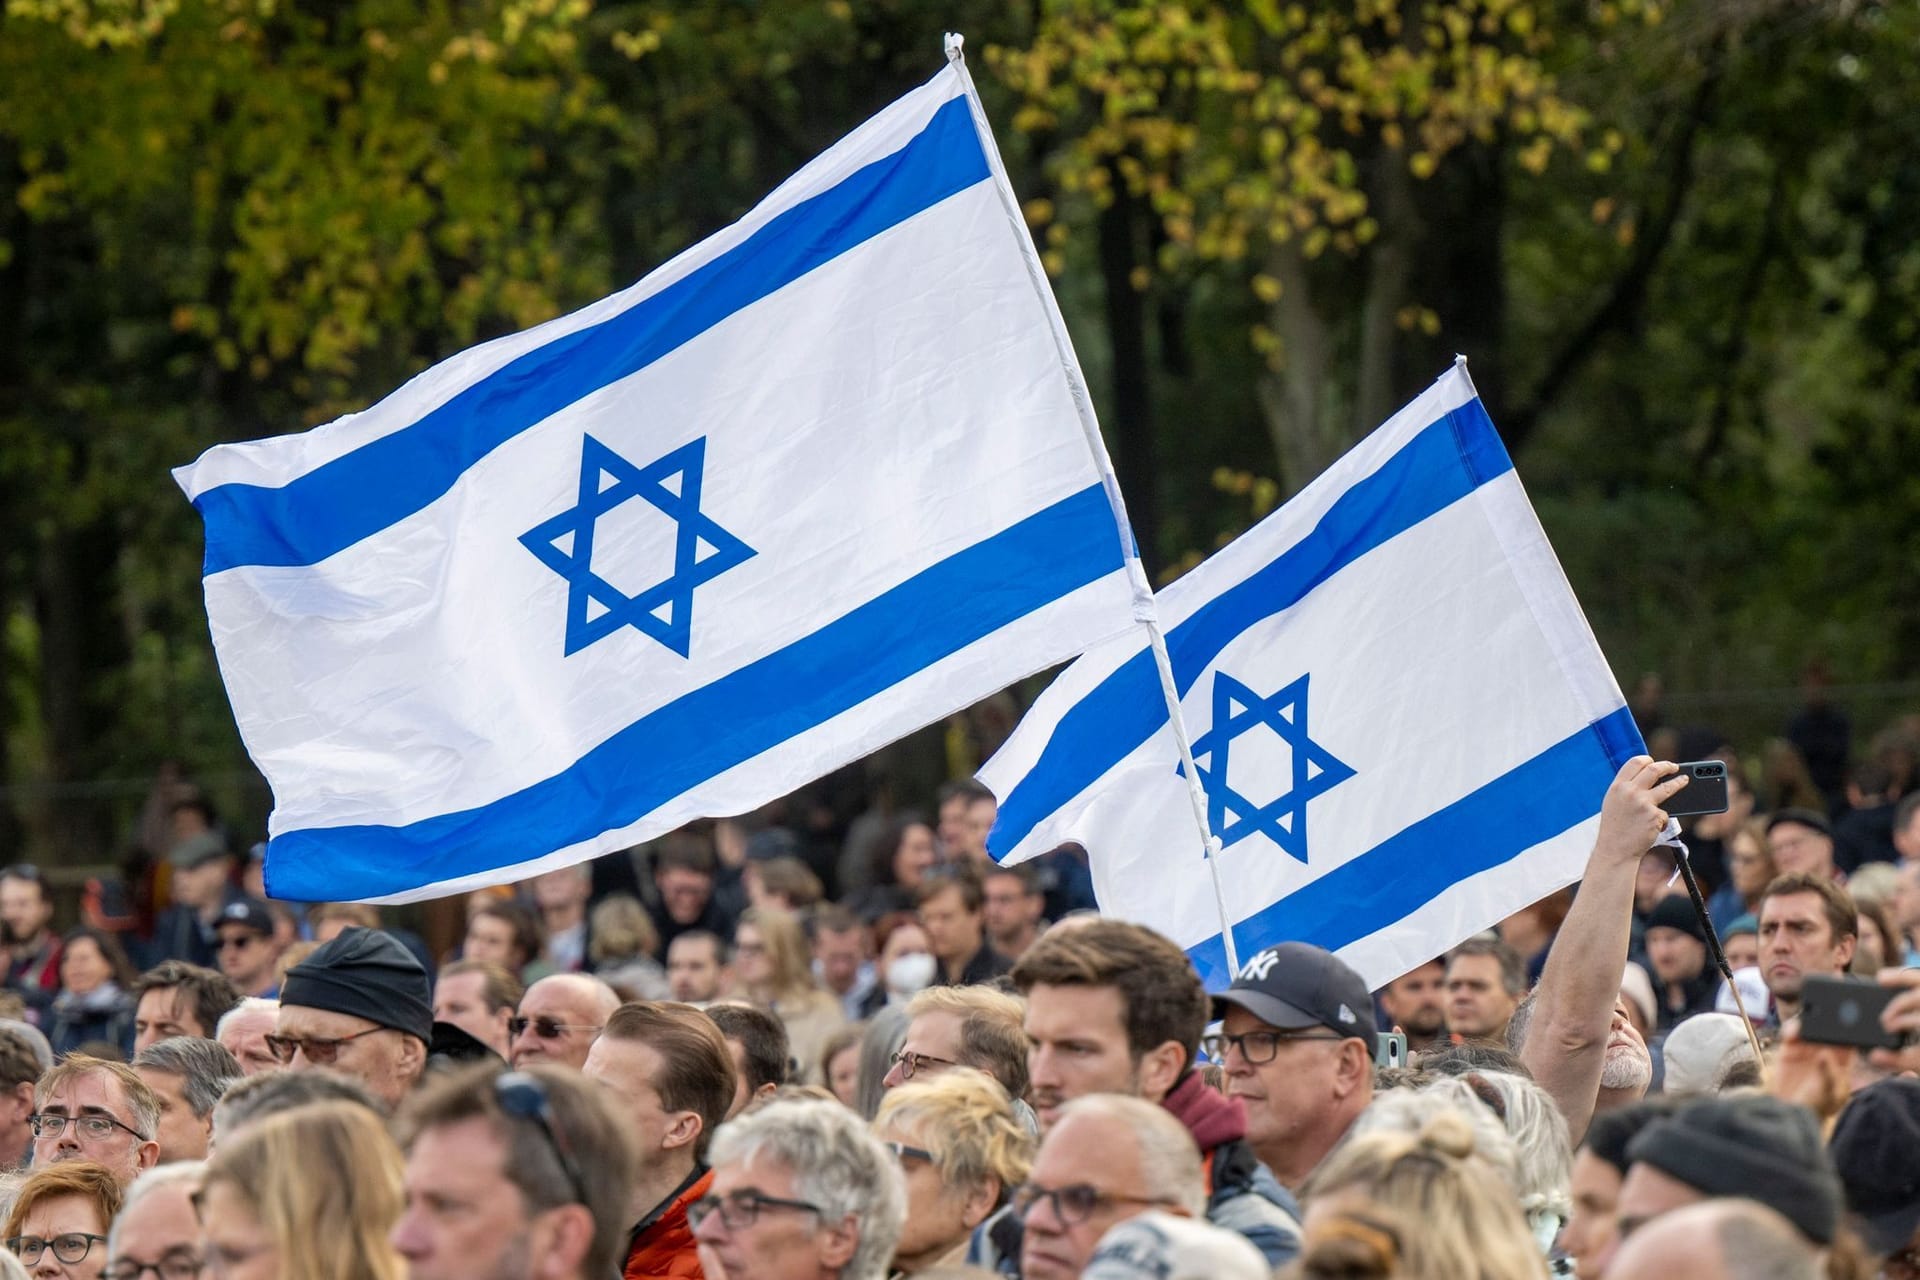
[519,435,755,657]
[1182,671,1356,863]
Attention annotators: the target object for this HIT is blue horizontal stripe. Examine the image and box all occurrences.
[196,95,989,575]
[1185,706,1646,989]
[989,396,1511,859]
[265,483,1127,902]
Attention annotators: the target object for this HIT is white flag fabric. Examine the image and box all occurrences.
[980,362,1644,989]
[176,58,1144,904]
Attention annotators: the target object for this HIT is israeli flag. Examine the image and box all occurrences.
[175,56,1146,904]
[980,362,1644,989]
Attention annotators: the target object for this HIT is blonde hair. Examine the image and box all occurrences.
[739,906,819,1005]
[199,1102,406,1280]
[873,1071,1033,1195]
[588,895,660,965]
[1306,1109,1547,1280]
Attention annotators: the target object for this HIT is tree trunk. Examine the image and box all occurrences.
[1098,181,1160,572]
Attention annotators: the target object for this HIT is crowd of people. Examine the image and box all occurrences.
[0,733,1914,1278]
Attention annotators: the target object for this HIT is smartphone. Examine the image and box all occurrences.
[1799,974,1904,1050]
[1374,1030,1408,1069]
[1665,760,1731,817]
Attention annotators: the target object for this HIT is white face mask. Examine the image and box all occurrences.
[886,952,937,995]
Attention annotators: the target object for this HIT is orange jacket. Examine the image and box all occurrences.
[624,1167,711,1280]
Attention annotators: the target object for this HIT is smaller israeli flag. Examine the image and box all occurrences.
[980,362,1644,989]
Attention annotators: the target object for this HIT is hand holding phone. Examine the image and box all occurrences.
[1663,760,1731,818]
[1800,974,1906,1051]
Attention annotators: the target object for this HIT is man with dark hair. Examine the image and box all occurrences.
[982,864,1046,962]
[916,866,1010,987]
[0,1025,39,1170]
[434,960,524,1061]
[666,931,730,1005]
[808,906,874,1021]
[1444,936,1526,1043]
[275,926,434,1107]
[1836,760,1899,872]
[583,1002,736,1278]
[1766,808,1840,882]
[936,778,997,866]
[391,1061,639,1280]
[0,864,61,1016]
[705,1004,788,1119]
[650,839,736,958]
[1375,957,1447,1053]
[1003,920,1300,1268]
[1555,1098,1676,1278]
[132,1036,241,1163]
[1757,871,1857,1022]
[465,900,544,979]
[130,960,243,1054]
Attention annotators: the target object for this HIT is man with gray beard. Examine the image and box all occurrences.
[1516,757,1682,1144]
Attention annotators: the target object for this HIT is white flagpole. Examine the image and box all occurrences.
[945,33,1241,976]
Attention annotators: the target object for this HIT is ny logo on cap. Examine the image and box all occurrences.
[1337,1003,1356,1024]
[1239,949,1283,982]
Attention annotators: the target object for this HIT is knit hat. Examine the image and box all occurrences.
[280,926,433,1043]
[1082,1211,1270,1280]
[1829,1078,1920,1256]
[1660,1013,1756,1096]
[1626,1096,1842,1243]
[1644,895,1707,944]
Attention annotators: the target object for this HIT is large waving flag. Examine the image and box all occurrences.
[176,54,1146,904]
[980,362,1643,989]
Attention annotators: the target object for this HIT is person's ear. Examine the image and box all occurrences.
[136,1138,161,1171]
[1136,1040,1188,1103]
[396,1032,428,1080]
[530,1204,595,1280]
[1334,1039,1372,1098]
[752,1081,779,1105]
[815,1213,859,1270]
[662,1110,702,1153]
[962,1176,1000,1230]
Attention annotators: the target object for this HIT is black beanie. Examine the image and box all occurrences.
[280,926,433,1044]
[1626,1096,1842,1244]
[1644,895,1707,944]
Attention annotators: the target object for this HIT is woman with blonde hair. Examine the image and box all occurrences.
[196,1100,406,1280]
[1,1161,120,1280]
[872,1071,1034,1274]
[1303,1107,1547,1280]
[734,905,844,1082]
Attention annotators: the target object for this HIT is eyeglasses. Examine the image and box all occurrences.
[262,1025,387,1065]
[686,1190,825,1233]
[30,1112,148,1142]
[102,1248,205,1280]
[506,1016,603,1041]
[887,1049,959,1080]
[1010,1183,1174,1225]
[884,1141,934,1165]
[1200,1029,1344,1065]
[7,1233,107,1266]
[494,1071,591,1208]
[217,933,263,951]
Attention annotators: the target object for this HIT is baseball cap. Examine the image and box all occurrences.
[1083,1211,1269,1280]
[1210,941,1378,1044]
[168,831,231,871]
[216,896,275,937]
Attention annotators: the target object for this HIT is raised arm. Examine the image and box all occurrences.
[1521,757,1685,1144]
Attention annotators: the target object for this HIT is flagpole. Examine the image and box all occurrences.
[946,34,1241,975]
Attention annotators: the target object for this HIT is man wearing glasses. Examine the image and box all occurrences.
[391,1062,638,1280]
[1004,922,1301,1269]
[1211,941,1378,1194]
[104,1160,206,1280]
[275,927,434,1108]
[30,1054,161,1185]
[507,974,620,1072]
[690,1096,903,1280]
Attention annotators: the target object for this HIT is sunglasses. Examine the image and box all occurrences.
[494,1072,590,1207]
[507,1016,603,1041]
[262,1025,387,1065]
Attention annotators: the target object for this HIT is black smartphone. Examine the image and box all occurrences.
[1799,974,1904,1050]
[1664,760,1731,817]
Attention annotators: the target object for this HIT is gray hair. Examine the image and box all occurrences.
[211,1066,383,1144]
[108,1161,206,1258]
[1352,1084,1520,1190]
[1051,1094,1205,1217]
[134,1038,242,1119]
[214,997,278,1040]
[1450,1071,1572,1222]
[708,1098,906,1280]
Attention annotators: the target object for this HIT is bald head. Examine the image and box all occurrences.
[1606,1199,1817,1280]
[507,973,619,1070]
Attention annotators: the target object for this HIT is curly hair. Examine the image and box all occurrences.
[873,1070,1032,1199]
